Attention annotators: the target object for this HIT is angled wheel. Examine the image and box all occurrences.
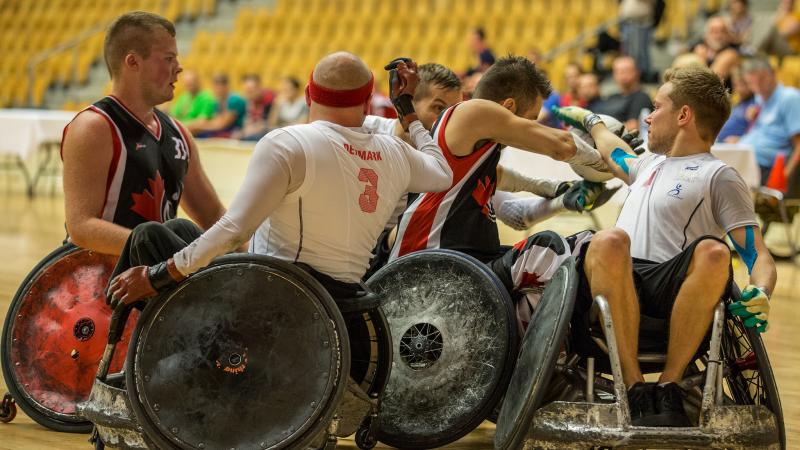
[722,311,785,449]
[1,244,137,432]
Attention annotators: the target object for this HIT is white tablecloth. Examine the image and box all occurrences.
[0,109,76,160]
[710,142,761,188]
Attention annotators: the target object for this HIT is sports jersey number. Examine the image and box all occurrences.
[358,168,379,213]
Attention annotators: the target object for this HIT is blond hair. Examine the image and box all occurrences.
[663,66,731,141]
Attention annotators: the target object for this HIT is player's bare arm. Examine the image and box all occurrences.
[444,99,577,160]
[62,111,132,255]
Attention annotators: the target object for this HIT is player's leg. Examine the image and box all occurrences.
[581,228,644,387]
[111,219,202,278]
[659,238,731,383]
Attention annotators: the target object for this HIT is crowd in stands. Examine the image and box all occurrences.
[160,0,800,197]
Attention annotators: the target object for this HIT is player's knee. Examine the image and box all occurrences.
[527,230,568,254]
[587,228,630,264]
[692,239,731,277]
[130,221,166,245]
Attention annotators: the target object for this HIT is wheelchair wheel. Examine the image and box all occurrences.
[346,308,392,399]
[722,314,785,449]
[125,254,350,450]
[1,244,136,433]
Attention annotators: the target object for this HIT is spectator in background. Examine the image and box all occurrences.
[233,73,275,141]
[692,16,740,88]
[466,27,495,75]
[724,0,753,48]
[170,70,216,121]
[760,0,800,56]
[577,72,604,111]
[267,76,308,129]
[187,73,247,138]
[462,71,483,100]
[717,68,758,143]
[619,0,656,80]
[739,56,800,186]
[594,56,652,132]
[558,62,584,107]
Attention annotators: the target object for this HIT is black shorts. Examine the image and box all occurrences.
[570,236,732,360]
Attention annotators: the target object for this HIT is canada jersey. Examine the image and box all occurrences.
[391,104,503,262]
[63,96,190,228]
[251,121,413,282]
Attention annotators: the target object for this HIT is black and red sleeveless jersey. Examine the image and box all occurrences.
[62,95,191,229]
[391,103,502,262]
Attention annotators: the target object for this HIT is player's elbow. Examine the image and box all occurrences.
[430,167,454,192]
[551,133,577,161]
[66,220,91,249]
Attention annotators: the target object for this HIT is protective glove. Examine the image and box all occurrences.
[561,180,620,212]
[551,105,603,133]
[384,57,419,128]
[622,129,645,155]
[728,285,770,333]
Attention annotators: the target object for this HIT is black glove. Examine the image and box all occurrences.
[622,129,645,155]
[384,57,418,128]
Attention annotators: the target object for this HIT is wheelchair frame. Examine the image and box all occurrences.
[521,297,783,449]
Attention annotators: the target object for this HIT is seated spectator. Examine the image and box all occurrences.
[169,70,216,121]
[465,27,495,75]
[559,62,584,107]
[724,0,753,48]
[717,68,758,143]
[233,74,275,141]
[187,73,247,138]
[760,0,800,56]
[739,56,800,186]
[692,16,740,87]
[577,72,604,111]
[267,77,308,129]
[594,56,652,132]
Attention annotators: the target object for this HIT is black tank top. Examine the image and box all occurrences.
[65,96,190,229]
[393,104,503,262]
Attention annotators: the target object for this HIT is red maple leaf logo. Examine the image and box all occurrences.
[130,171,165,222]
[519,272,545,289]
[471,176,496,219]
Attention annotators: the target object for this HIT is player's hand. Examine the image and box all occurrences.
[385,58,419,128]
[728,285,770,333]
[562,180,607,212]
[552,106,602,133]
[107,266,157,309]
[622,129,645,154]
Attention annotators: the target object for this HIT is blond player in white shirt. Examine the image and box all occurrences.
[105,52,453,304]
[553,66,777,428]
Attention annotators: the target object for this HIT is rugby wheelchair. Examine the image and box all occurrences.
[1,244,139,432]
[494,257,785,450]
[78,253,392,449]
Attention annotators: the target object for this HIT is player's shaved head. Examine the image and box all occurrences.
[313,52,372,90]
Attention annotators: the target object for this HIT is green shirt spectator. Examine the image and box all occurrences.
[170,90,216,121]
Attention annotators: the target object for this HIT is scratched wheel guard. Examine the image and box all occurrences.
[367,249,518,449]
[1,244,138,432]
[125,254,348,450]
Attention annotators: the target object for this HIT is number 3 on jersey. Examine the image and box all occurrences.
[358,168,379,213]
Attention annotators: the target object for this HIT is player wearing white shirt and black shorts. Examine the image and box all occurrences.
[553,66,777,428]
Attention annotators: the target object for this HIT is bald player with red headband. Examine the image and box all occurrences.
[105,52,453,305]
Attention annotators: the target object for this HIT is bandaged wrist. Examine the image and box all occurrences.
[565,134,608,171]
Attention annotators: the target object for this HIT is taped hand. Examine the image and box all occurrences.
[728,285,770,333]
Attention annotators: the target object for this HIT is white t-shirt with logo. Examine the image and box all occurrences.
[616,152,758,263]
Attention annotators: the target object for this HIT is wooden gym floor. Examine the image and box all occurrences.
[0,144,797,449]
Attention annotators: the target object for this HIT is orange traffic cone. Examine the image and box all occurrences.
[766,153,788,193]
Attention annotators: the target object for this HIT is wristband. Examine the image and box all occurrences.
[392,94,415,119]
[148,259,184,293]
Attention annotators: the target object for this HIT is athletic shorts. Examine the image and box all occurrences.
[570,235,733,359]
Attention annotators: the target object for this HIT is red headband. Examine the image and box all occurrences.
[306,73,374,107]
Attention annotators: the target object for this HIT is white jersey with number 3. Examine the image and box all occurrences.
[251,121,413,281]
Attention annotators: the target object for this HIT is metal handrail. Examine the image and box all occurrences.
[26,22,108,106]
